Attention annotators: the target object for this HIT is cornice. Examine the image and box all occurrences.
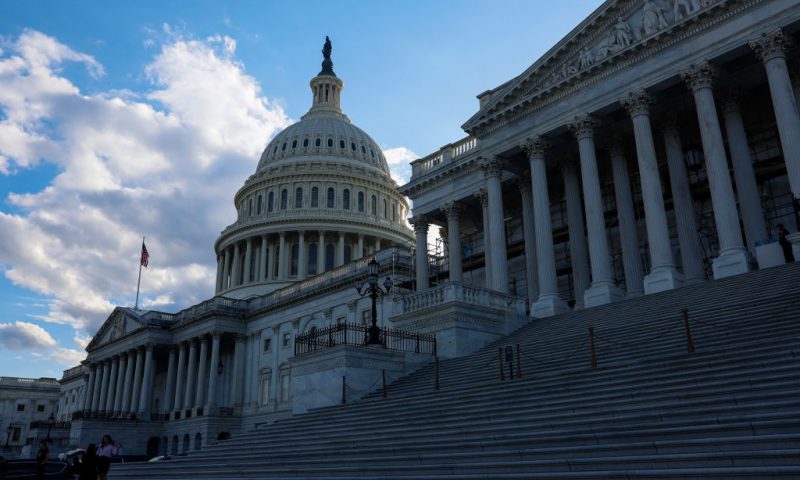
[399,154,480,197]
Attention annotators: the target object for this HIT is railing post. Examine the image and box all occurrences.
[589,327,597,368]
[434,357,440,391]
[341,376,346,404]
[382,369,387,398]
[498,348,505,381]
[682,308,695,353]
[516,344,522,379]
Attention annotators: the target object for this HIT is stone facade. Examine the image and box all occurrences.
[0,376,60,458]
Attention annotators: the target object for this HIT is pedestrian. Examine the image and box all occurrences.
[776,223,795,263]
[96,435,118,480]
[78,443,99,480]
[35,440,48,480]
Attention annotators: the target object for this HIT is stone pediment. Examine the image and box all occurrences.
[462,0,725,135]
[86,307,145,351]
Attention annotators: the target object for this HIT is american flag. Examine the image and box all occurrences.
[140,241,149,268]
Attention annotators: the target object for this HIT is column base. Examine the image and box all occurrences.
[584,282,624,308]
[644,266,684,294]
[711,248,752,279]
[531,294,569,318]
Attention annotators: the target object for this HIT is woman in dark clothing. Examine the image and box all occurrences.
[78,443,98,480]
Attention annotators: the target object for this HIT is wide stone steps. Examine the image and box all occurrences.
[112,263,800,479]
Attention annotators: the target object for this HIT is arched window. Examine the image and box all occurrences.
[280,189,288,210]
[392,202,397,221]
[268,192,274,212]
[256,195,263,215]
[383,199,388,218]
[263,248,269,279]
[307,243,318,275]
[295,187,303,208]
[327,187,335,208]
[311,187,319,208]
[327,138,333,148]
[339,139,345,149]
[291,140,297,149]
[371,195,377,215]
[357,192,364,212]
[351,142,356,151]
[315,138,321,147]
[303,138,309,147]
[325,244,335,271]
[344,245,352,264]
[343,189,350,210]
[281,142,287,151]
[248,199,253,217]
[291,244,299,276]
[279,366,291,403]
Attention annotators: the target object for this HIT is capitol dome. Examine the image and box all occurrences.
[213,37,414,299]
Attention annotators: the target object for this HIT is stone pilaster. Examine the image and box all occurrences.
[443,202,463,283]
[560,159,591,308]
[522,137,568,317]
[621,90,682,293]
[569,115,623,307]
[721,90,768,253]
[681,62,750,278]
[608,140,644,298]
[750,28,800,198]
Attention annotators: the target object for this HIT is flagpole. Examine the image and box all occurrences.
[135,236,144,310]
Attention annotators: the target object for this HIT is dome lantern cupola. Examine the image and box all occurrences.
[308,36,344,117]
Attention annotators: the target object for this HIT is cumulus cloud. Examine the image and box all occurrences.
[0,29,290,366]
[0,321,57,350]
[383,146,418,184]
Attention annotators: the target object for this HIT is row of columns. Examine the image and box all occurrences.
[217,232,383,292]
[82,344,154,417]
[411,28,800,318]
[164,333,223,417]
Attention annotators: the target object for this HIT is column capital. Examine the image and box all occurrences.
[145,343,155,351]
[211,330,223,339]
[410,216,429,233]
[681,61,717,93]
[475,188,490,207]
[719,87,743,115]
[521,136,550,158]
[620,90,653,117]
[749,28,788,63]
[442,202,464,220]
[568,114,599,140]
[480,157,504,178]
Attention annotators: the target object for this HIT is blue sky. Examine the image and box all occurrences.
[0,0,603,378]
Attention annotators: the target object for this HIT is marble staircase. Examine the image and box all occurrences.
[112,262,800,479]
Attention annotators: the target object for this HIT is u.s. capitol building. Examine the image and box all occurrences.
[56,0,800,458]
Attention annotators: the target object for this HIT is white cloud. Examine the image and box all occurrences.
[0,28,290,365]
[383,146,418,184]
[0,321,57,350]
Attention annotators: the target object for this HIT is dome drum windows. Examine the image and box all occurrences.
[343,189,350,210]
[295,187,304,208]
[281,189,288,210]
[327,138,334,148]
[327,187,335,208]
[303,138,309,148]
[292,140,298,149]
[357,191,364,212]
[316,138,321,147]
[311,187,319,208]
[339,140,345,149]
[268,192,274,212]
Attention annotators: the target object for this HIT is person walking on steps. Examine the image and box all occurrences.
[96,435,118,480]
[78,443,99,480]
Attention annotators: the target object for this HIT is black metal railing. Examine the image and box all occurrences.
[29,421,71,430]
[295,323,436,356]
[71,410,138,421]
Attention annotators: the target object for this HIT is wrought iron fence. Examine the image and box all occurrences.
[295,323,436,356]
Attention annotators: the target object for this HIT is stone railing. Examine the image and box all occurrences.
[410,136,478,178]
[395,283,526,316]
[0,377,59,387]
[146,296,248,327]
[61,365,85,379]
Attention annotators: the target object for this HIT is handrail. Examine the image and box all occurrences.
[295,322,437,356]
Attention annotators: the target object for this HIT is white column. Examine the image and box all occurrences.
[104,357,119,412]
[231,334,246,406]
[317,231,326,273]
[163,346,176,414]
[478,189,492,288]
[250,332,261,404]
[621,90,683,293]
[298,231,307,280]
[83,365,96,411]
[138,344,154,415]
[268,239,276,280]
[231,242,241,287]
[113,354,127,414]
[516,177,539,304]
[195,336,208,409]
[172,343,186,413]
[661,118,706,283]
[569,115,623,306]
[374,238,381,252]
[412,217,429,290]
[561,160,592,307]
[91,362,104,411]
[751,28,800,198]
[681,62,750,278]
[443,203,463,283]
[482,158,509,293]
[523,137,568,317]
[608,142,644,297]
[221,247,231,290]
[243,333,253,406]
[356,234,364,260]
[721,91,768,253]
[184,339,197,410]
[336,232,345,267]
[98,360,110,412]
[260,235,268,281]
[216,254,224,292]
[120,351,135,413]
[130,348,144,413]
[278,232,287,278]
[243,239,253,284]
[206,332,221,407]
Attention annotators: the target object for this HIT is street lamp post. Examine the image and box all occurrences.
[355,259,393,345]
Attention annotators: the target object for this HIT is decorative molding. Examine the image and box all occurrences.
[749,27,788,63]
[410,216,429,234]
[568,114,599,140]
[620,89,653,117]
[442,202,464,220]
[480,157,504,178]
[680,60,717,92]
[521,136,550,159]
